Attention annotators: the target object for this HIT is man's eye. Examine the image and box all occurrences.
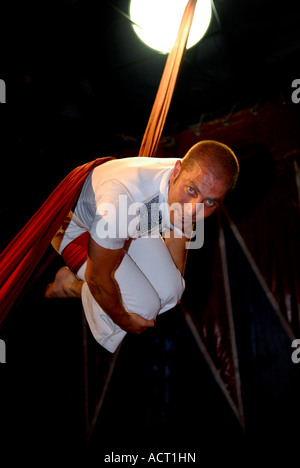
[187,186,195,194]
[204,199,216,208]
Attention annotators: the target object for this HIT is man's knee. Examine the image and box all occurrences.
[142,292,161,319]
[160,269,185,307]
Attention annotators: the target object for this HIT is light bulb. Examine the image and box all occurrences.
[130,0,212,54]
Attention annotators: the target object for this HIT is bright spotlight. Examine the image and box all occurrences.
[129,0,212,54]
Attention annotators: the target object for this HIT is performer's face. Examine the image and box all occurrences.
[168,160,228,231]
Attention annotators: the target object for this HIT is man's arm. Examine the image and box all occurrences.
[164,230,190,276]
[84,236,156,334]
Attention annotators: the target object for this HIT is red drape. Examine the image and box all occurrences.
[0,157,115,322]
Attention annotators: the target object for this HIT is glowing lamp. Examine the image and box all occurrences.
[129,0,212,54]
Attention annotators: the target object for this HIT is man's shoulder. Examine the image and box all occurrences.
[92,157,178,201]
[95,156,180,169]
[92,157,179,191]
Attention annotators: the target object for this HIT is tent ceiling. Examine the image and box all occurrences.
[2,0,300,148]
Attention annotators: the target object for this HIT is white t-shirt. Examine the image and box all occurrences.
[60,157,180,252]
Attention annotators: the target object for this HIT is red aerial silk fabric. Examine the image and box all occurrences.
[61,231,89,274]
[139,0,197,157]
[0,157,115,322]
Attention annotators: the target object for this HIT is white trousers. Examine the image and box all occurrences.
[76,235,185,353]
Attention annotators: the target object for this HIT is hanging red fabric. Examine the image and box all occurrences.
[139,0,198,157]
[0,157,115,322]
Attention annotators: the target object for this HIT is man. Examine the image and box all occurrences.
[45,140,239,353]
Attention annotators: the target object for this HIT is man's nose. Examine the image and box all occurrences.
[192,200,204,220]
[184,200,201,217]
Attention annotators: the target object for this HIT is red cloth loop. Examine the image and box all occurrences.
[61,231,89,274]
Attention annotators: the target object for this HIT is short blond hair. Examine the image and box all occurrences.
[181,140,239,190]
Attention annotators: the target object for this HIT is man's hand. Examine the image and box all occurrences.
[127,313,156,334]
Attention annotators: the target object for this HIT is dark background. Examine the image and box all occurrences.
[1,0,300,465]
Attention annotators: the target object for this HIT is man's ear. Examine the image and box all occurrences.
[169,160,182,184]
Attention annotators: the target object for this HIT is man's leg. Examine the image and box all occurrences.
[45,233,185,352]
[45,243,162,353]
[73,235,185,320]
[126,235,185,314]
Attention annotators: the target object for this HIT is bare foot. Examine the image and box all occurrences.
[44,267,83,299]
